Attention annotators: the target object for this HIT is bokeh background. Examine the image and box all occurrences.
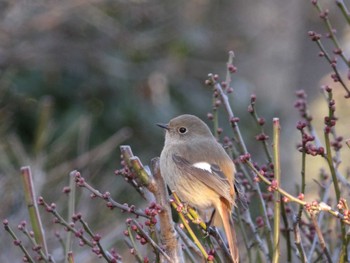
[1,0,349,262]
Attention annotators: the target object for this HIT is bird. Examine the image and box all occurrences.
[158,114,239,263]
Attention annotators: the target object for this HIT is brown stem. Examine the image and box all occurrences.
[149,158,184,263]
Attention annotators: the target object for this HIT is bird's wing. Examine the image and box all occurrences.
[172,154,233,204]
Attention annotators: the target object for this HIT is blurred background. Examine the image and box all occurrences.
[1,0,349,262]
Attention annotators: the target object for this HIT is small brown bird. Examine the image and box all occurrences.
[158,114,239,263]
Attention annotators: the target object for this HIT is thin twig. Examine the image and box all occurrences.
[336,0,350,25]
[210,75,248,155]
[293,221,307,263]
[73,171,149,218]
[3,221,35,263]
[41,203,93,247]
[239,208,270,262]
[20,226,55,263]
[20,166,49,256]
[172,192,210,262]
[323,90,348,259]
[307,181,332,262]
[126,225,144,263]
[313,1,350,67]
[314,38,350,97]
[249,100,273,163]
[65,171,76,262]
[244,159,350,223]
[208,59,274,255]
[272,118,281,263]
[236,209,252,262]
[132,219,172,262]
[310,213,333,263]
[176,225,200,263]
[79,219,113,262]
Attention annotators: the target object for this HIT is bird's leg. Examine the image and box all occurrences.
[207,209,216,226]
[202,209,217,237]
[203,209,231,258]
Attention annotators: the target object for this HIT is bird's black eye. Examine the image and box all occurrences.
[178,127,187,134]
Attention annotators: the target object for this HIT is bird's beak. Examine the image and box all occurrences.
[157,123,169,130]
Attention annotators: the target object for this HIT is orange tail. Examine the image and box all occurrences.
[217,200,239,263]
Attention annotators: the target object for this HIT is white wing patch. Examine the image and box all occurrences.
[192,162,212,173]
